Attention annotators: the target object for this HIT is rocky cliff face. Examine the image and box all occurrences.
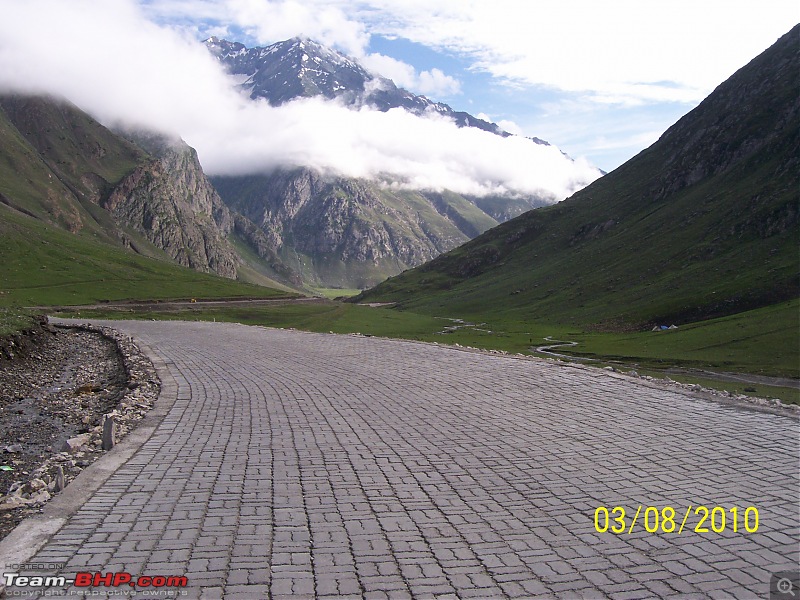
[103,139,239,278]
[213,168,501,288]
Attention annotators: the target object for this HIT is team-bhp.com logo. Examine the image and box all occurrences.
[4,571,188,591]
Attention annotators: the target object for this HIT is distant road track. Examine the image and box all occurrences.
[27,296,325,312]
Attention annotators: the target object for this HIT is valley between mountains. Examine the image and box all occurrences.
[0,26,798,400]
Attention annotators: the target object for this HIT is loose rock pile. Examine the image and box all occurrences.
[0,321,159,539]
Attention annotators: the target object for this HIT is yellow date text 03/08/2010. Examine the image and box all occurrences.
[594,506,759,535]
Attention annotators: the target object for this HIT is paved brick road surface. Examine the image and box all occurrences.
[21,321,800,598]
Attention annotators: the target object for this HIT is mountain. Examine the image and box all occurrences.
[101,133,238,277]
[0,95,145,237]
[205,36,575,288]
[212,169,503,288]
[206,36,530,138]
[355,26,800,329]
[0,94,300,292]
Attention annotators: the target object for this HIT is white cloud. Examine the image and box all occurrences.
[0,0,234,135]
[356,0,799,105]
[416,67,461,98]
[143,0,798,107]
[196,0,795,106]
[127,0,798,172]
[360,53,461,97]
[0,0,600,201]
[194,100,600,199]
[226,0,369,57]
[477,113,523,136]
[496,120,523,136]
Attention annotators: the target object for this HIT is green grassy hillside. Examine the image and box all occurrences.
[0,204,291,308]
[357,26,799,332]
[0,94,301,311]
[0,95,145,238]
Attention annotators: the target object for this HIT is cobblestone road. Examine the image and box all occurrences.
[18,320,800,599]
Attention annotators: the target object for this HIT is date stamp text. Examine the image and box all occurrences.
[594,505,759,534]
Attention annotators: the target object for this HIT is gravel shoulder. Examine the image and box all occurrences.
[0,320,159,541]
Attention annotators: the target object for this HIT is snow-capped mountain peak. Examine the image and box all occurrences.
[204,37,508,136]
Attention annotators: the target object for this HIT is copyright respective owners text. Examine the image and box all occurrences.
[772,570,800,600]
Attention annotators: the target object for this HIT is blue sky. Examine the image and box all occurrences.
[137,0,799,172]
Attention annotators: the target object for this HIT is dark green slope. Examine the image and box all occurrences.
[0,95,145,239]
[357,26,799,329]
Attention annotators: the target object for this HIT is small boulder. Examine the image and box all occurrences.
[54,466,66,493]
[102,416,116,451]
[23,478,47,495]
[29,489,51,505]
[0,495,28,511]
[61,433,91,453]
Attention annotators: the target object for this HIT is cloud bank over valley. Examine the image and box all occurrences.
[0,0,601,200]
